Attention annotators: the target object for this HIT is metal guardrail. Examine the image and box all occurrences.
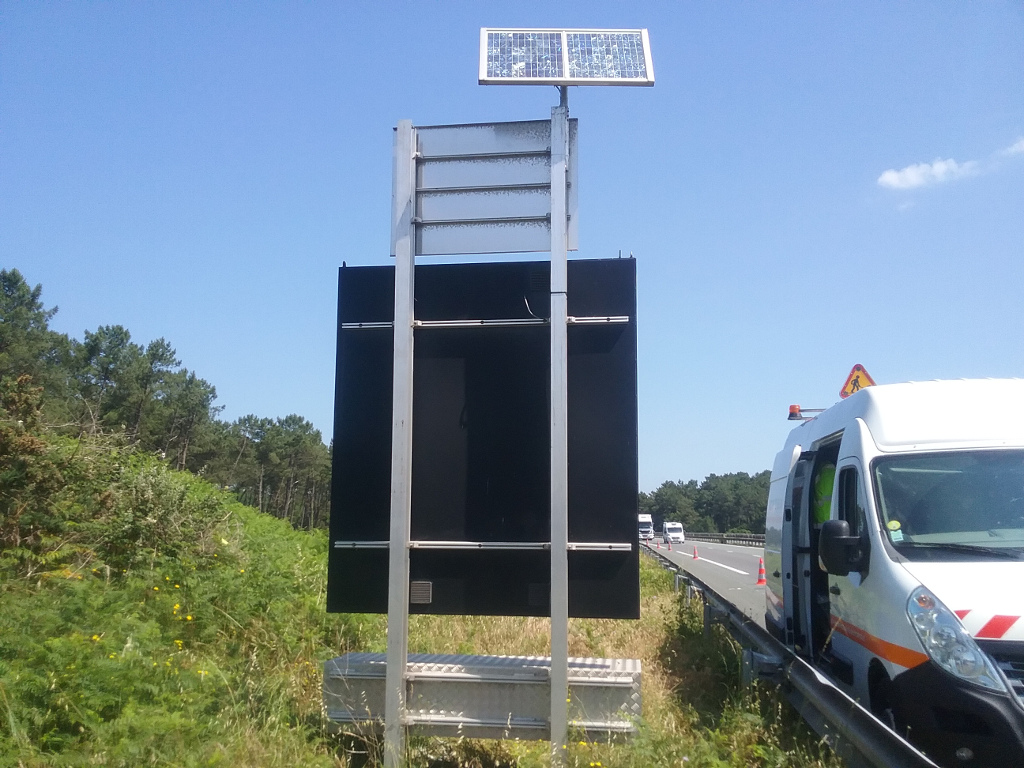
[641,547,939,768]
[681,532,765,547]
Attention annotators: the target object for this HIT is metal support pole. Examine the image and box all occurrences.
[384,119,417,768]
[549,86,570,766]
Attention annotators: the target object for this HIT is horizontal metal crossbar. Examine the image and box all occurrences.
[418,182,551,193]
[332,540,632,551]
[567,542,632,551]
[414,214,550,226]
[406,713,549,729]
[332,540,390,549]
[567,315,630,325]
[415,318,547,328]
[417,149,550,162]
[340,316,630,330]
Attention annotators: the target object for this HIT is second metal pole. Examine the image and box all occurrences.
[549,87,570,766]
[384,119,417,768]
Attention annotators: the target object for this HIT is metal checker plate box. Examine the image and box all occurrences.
[324,652,641,740]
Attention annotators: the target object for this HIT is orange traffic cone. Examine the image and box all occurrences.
[656,539,660,549]
[692,546,699,560]
[755,557,767,586]
[667,539,672,551]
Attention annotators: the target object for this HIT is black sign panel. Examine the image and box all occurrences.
[328,258,638,618]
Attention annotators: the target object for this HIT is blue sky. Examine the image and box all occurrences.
[3,2,1023,492]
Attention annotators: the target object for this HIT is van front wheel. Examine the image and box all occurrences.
[868,662,899,733]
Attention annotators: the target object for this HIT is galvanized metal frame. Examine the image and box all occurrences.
[390,119,578,257]
[380,94,585,766]
[384,119,417,768]
[548,87,571,765]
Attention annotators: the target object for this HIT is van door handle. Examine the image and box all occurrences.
[829,585,841,596]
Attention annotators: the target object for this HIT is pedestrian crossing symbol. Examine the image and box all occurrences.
[840,364,876,399]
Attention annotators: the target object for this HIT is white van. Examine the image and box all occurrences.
[764,379,1024,766]
[663,521,685,544]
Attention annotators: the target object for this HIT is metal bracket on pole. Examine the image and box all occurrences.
[384,119,417,768]
[549,85,570,767]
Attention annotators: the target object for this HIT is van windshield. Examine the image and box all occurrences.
[873,450,1024,561]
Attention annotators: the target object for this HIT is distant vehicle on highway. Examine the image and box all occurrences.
[765,378,1024,768]
[638,513,654,540]
[662,521,685,544]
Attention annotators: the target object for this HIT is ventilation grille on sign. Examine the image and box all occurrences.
[410,581,433,605]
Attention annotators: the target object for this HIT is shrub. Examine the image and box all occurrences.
[89,456,230,571]
[0,375,67,567]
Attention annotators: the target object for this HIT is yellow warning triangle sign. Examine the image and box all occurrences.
[840,364,876,399]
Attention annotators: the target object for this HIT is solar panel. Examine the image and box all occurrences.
[480,29,654,86]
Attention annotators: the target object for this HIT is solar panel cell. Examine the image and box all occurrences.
[479,28,654,86]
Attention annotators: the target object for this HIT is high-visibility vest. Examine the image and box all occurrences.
[814,464,836,524]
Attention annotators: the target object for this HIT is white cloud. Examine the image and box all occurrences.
[877,158,979,190]
[1003,137,1024,156]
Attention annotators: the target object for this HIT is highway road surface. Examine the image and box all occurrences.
[644,539,767,627]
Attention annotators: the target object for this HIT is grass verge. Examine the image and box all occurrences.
[1,429,840,767]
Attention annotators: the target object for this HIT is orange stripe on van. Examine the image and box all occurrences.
[830,615,928,669]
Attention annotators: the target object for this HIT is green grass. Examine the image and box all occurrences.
[0,430,840,767]
[397,555,842,768]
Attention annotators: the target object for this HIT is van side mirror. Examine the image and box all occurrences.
[819,519,867,576]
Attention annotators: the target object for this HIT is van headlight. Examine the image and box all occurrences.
[907,586,1007,693]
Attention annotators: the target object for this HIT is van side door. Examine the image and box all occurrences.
[824,458,872,691]
[783,454,815,653]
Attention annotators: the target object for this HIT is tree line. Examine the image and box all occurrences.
[1,268,331,530]
[4,267,771,535]
[639,471,771,534]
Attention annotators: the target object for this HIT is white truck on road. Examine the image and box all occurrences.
[764,379,1024,767]
[638,513,654,541]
